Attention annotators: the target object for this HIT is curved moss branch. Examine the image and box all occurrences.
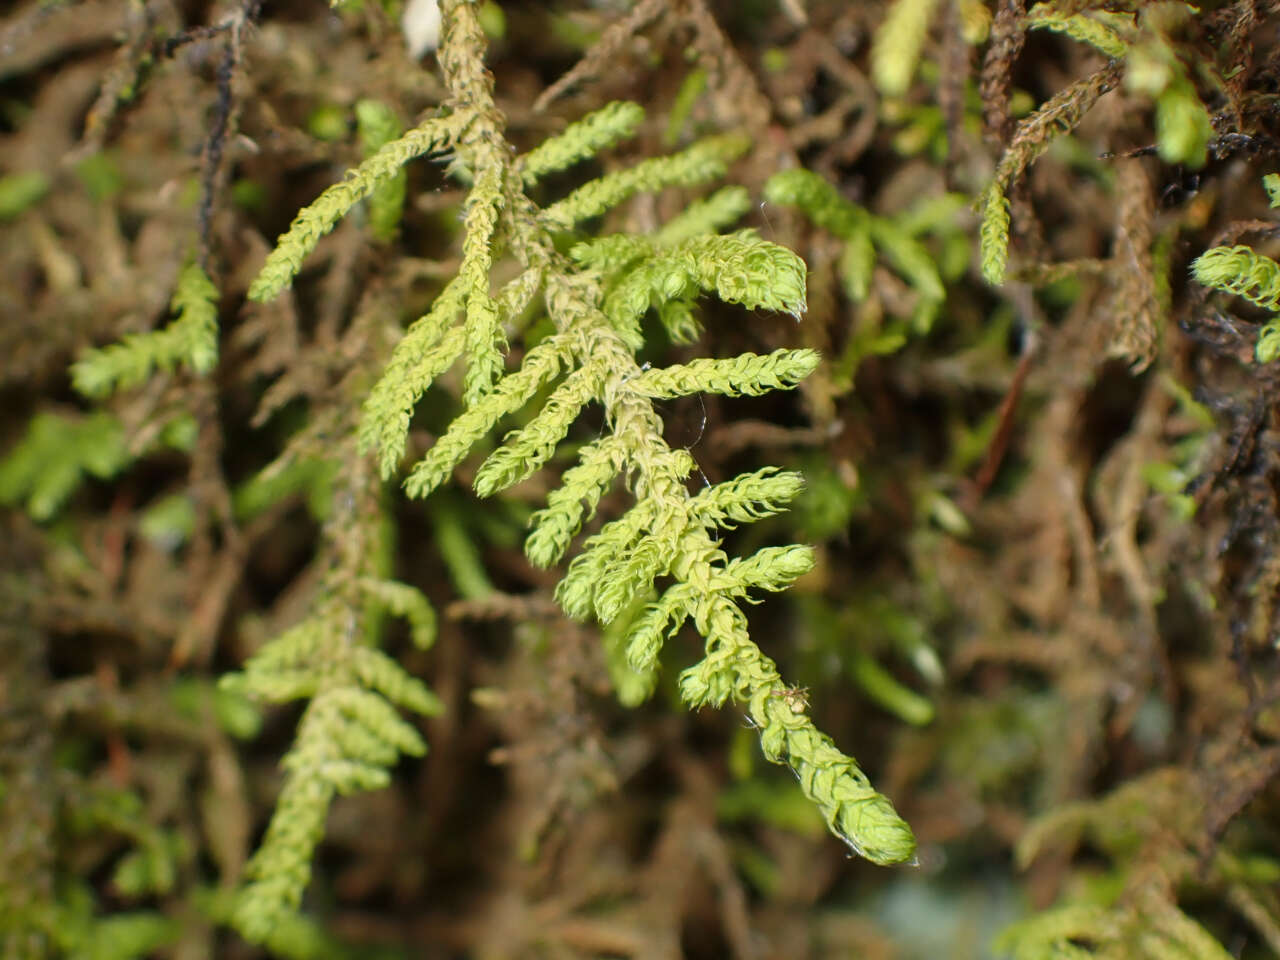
[235,1,918,939]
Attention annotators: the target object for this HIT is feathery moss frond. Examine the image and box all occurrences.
[403,335,570,499]
[355,578,438,650]
[568,234,653,273]
[458,160,507,406]
[624,584,699,673]
[241,7,919,928]
[656,185,752,245]
[766,169,944,315]
[0,411,131,521]
[555,497,670,623]
[871,0,940,98]
[867,218,945,302]
[683,232,808,315]
[365,70,908,860]
[839,229,877,301]
[524,436,627,569]
[1152,77,1214,169]
[248,113,464,302]
[1257,320,1280,364]
[540,133,751,230]
[518,100,645,185]
[1025,3,1130,58]
[224,600,441,942]
[72,261,219,399]
[1192,238,1280,362]
[687,467,806,529]
[996,903,1119,960]
[764,168,866,238]
[1192,245,1280,313]
[633,349,819,399]
[224,580,441,942]
[1000,766,1246,959]
[1125,24,1213,168]
[473,364,600,497]
[603,598,661,706]
[220,431,442,945]
[358,278,468,479]
[601,230,807,346]
[979,180,1012,286]
[715,544,816,597]
[679,595,916,865]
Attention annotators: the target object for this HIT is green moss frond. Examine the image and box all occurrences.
[248,114,464,302]
[72,261,219,399]
[355,578,438,650]
[679,596,917,865]
[220,444,442,945]
[766,169,943,313]
[403,335,570,499]
[517,100,645,185]
[603,599,661,706]
[624,584,697,672]
[633,349,819,399]
[655,185,752,244]
[715,544,815,597]
[1025,3,1130,59]
[664,67,708,147]
[1002,766,1246,958]
[0,411,131,521]
[870,0,940,97]
[524,436,627,569]
[224,576,440,940]
[687,467,806,529]
[657,298,701,343]
[569,234,653,272]
[839,229,877,301]
[239,2,917,897]
[979,181,1012,286]
[593,534,682,625]
[234,457,338,523]
[687,232,808,315]
[1125,30,1213,168]
[473,364,600,497]
[458,161,507,407]
[1152,78,1213,169]
[555,499,666,622]
[350,647,444,715]
[996,890,1236,959]
[540,133,751,230]
[359,278,468,479]
[51,910,181,960]
[601,231,806,345]
[1192,241,1280,363]
[763,169,866,238]
[867,218,945,301]
[1192,245,1280,313]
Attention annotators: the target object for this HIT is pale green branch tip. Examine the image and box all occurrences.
[248,114,463,302]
